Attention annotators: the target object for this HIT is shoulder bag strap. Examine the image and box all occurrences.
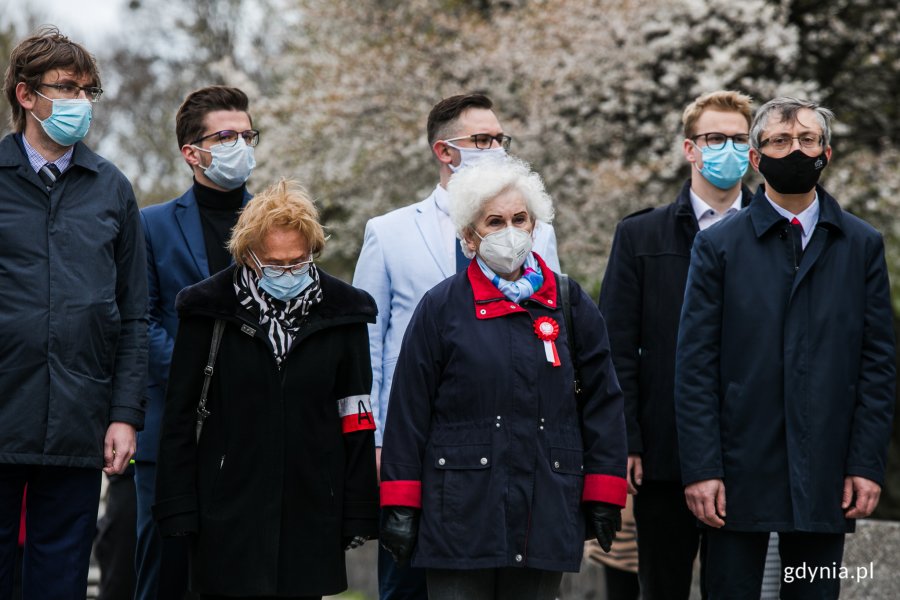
[196,319,226,442]
[557,273,583,403]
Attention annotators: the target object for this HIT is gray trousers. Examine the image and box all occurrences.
[426,567,563,600]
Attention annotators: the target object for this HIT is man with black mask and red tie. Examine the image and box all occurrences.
[674,97,895,599]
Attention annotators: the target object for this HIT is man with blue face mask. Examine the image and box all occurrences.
[353,94,560,600]
[0,27,148,599]
[598,90,754,600]
[135,86,256,600]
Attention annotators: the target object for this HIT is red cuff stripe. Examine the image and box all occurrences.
[341,412,376,433]
[582,474,627,507]
[380,480,422,508]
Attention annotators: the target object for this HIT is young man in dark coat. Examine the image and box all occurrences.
[135,85,256,600]
[599,90,754,599]
[0,27,147,598]
[675,97,896,598]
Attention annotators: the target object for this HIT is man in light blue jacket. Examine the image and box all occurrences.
[352,93,559,600]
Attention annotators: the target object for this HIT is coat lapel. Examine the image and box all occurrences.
[174,189,210,280]
[789,189,844,301]
[414,188,453,279]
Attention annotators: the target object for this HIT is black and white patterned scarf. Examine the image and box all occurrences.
[234,264,324,366]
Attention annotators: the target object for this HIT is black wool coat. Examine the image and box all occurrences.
[153,266,379,597]
[599,180,752,481]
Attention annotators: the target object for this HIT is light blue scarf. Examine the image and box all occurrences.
[477,253,544,303]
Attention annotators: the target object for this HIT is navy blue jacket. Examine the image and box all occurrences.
[136,186,250,462]
[675,185,896,533]
[0,133,148,468]
[381,254,627,572]
[599,180,752,481]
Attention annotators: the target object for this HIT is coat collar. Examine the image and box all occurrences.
[749,184,844,239]
[0,134,101,191]
[469,252,558,319]
[0,133,102,171]
[176,264,377,326]
[674,179,754,220]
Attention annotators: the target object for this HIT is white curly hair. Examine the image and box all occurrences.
[447,156,555,257]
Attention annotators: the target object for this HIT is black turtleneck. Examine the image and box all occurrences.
[193,179,245,275]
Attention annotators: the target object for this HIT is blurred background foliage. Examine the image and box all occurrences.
[2,0,898,297]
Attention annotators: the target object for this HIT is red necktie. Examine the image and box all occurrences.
[790,217,804,263]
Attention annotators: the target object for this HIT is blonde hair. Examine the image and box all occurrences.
[682,90,754,138]
[228,178,325,266]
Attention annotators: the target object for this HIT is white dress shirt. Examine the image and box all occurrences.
[689,189,743,231]
[765,193,819,249]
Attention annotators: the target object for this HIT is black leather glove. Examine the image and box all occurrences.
[586,501,622,552]
[343,535,367,550]
[380,506,419,565]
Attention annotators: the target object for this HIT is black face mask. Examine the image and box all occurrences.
[758,149,828,195]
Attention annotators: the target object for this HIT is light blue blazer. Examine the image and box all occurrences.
[352,185,560,445]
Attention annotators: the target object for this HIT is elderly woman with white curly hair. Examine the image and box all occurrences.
[378,157,628,600]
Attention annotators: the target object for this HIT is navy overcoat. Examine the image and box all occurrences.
[675,185,896,533]
[380,254,628,572]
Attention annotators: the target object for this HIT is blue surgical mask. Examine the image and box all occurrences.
[695,141,749,190]
[446,142,507,173]
[258,270,313,302]
[194,137,256,190]
[31,93,92,147]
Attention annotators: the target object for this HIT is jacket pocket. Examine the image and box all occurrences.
[435,444,492,533]
[550,447,584,476]
[65,300,119,379]
[550,446,584,511]
[203,453,228,516]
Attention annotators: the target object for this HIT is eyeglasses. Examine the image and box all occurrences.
[248,250,313,278]
[191,129,260,148]
[37,82,103,102]
[444,133,512,151]
[691,132,750,151]
[759,134,824,155]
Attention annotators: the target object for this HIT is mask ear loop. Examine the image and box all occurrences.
[688,139,706,174]
[185,144,212,171]
[29,91,53,125]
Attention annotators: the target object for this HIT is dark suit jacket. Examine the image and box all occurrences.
[599,180,751,481]
[675,184,896,532]
[135,187,250,462]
